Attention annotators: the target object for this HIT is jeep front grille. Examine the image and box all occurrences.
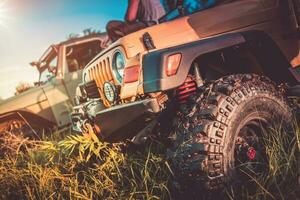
[88,57,114,107]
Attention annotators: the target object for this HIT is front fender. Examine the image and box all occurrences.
[142,33,246,93]
[0,110,55,128]
[142,30,298,93]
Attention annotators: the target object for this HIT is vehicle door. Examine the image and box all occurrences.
[39,50,73,127]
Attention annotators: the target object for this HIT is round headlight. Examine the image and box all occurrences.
[112,51,125,83]
[103,82,117,103]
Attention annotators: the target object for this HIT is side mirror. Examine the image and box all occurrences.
[30,61,40,67]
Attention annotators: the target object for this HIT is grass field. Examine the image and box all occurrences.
[0,120,299,200]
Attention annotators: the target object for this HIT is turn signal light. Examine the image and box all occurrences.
[166,53,181,76]
[124,65,140,83]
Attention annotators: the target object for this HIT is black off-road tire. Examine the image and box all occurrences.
[169,74,292,192]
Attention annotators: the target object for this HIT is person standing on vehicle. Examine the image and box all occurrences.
[106,0,166,42]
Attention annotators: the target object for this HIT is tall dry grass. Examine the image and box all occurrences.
[0,126,172,200]
[0,121,299,199]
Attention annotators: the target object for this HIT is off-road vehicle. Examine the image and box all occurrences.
[0,34,107,135]
[71,0,300,191]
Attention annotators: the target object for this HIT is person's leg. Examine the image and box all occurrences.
[121,22,147,36]
[106,20,125,42]
[106,21,147,42]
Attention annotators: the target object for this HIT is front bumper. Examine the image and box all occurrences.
[71,99,104,133]
[71,98,161,142]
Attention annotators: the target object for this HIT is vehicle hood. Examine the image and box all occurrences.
[85,0,270,71]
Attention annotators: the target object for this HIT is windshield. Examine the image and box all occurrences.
[39,48,58,83]
[66,40,103,72]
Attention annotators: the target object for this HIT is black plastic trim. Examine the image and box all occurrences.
[142,33,246,93]
[142,31,298,93]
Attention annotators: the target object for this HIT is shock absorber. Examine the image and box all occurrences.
[175,75,197,104]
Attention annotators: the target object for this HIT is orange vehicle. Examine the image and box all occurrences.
[72,0,300,191]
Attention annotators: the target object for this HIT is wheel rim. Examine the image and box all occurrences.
[234,118,269,174]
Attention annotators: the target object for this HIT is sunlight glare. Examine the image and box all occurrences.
[0,0,11,28]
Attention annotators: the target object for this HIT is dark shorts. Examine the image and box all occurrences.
[106,20,147,42]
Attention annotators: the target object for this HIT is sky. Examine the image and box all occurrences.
[0,0,127,99]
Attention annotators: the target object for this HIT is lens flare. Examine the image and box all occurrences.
[0,0,10,28]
